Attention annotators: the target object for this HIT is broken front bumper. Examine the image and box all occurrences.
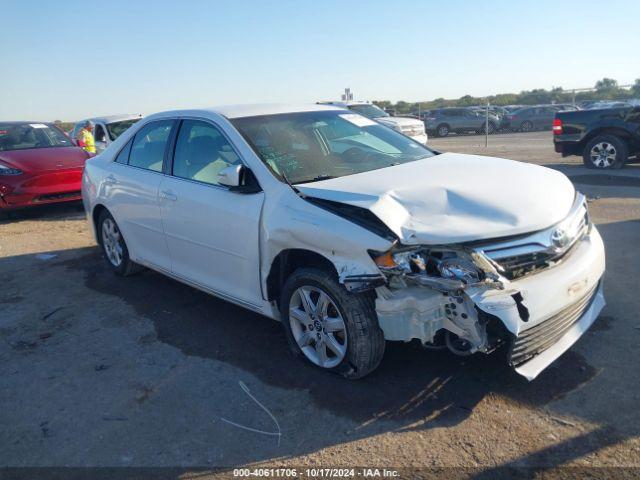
[375,226,606,380]
[508,281,604,380]
[473,226,605,380]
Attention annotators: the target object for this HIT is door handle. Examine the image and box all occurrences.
[104,174,118,185]
[159,190,177,201]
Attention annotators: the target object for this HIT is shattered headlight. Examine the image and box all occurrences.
[373,248,484,284]
[373,249,425,273]
[437,257,481,284]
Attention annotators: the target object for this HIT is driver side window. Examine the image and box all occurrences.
[172,120,240,186]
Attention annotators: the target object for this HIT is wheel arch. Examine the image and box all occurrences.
[91,203,109,243]
[581,127,634,148]
[266,248,339,305]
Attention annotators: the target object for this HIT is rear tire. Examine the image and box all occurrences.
[520,121,533,132]
[583,135,628,170]
[280,268,385,379]
[97,210,142,276]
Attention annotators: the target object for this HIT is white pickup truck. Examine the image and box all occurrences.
[319,101,428,145]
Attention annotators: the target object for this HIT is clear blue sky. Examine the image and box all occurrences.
[1,0,638,121]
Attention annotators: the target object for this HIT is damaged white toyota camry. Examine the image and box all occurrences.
[82,104,605,381]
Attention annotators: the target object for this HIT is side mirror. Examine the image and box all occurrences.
[218,164,243,187]
[95,141,107,152]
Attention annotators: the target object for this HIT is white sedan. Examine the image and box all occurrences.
[82,104,605,380]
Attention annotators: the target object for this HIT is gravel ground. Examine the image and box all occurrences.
[1,132,639,476]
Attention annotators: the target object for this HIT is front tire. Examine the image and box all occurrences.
[97,210,142,276]
[583,135,628,169]
[436,124,450,137]
[480,122,496,135]
[280,268,385,379]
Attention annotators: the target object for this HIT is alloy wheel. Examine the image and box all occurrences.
[101,218,123,267]
[589,142,617,168]
[288,286,347,368]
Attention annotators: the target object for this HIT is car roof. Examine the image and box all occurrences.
[148,103,346,120]
[317,101,373,107]
[77,114,142,124]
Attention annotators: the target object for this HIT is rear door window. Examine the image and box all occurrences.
[114,139,133,164]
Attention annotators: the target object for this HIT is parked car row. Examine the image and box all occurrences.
[410,104,580,137]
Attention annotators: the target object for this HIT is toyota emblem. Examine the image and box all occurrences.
[551,228,569,249]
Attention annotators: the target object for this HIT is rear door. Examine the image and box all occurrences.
[532,108,545,129]
[462,109,480,130]
[105,119,175,271]
[158,118,265,306]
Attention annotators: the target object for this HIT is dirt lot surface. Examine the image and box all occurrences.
[1,132,640,476]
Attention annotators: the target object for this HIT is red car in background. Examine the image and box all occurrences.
[0,122,91,212]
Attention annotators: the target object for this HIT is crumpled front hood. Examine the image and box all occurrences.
[297,153,575,245]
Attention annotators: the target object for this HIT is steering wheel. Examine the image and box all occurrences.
[342,147,374,163]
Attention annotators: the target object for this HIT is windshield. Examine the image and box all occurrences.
[348,104,389,119]
[106,119,140,140]
[0,122,73,152]
[232,110,435,184]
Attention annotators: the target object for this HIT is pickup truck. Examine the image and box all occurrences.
[553,106,640,169]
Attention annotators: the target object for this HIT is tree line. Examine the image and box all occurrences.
[373,78,640,114]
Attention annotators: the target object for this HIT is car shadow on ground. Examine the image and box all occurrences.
[59,249,597,431]
[0,202,84,224]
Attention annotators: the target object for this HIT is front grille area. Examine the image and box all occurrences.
[33,191,81,203]
[509,283,599,367]
[496,239,581,280]
[401,125,424,136]
[489,210,589,280]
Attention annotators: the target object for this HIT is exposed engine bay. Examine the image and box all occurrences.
[370,244,510,356]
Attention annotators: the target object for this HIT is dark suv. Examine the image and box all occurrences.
[423,108,498,137]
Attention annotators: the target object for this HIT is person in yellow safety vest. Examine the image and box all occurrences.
[77,121,96,154]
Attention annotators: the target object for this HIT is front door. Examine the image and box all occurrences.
[158,119,264,306]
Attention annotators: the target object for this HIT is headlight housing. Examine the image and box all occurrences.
[0,163,22,176]
[437,257,481,283]
[373,248,484,285]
